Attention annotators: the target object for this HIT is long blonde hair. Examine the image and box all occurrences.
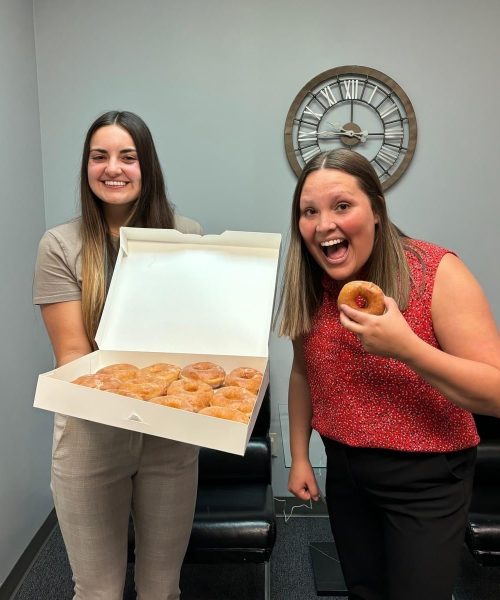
[277,149,416,339]
[80,111,175,344]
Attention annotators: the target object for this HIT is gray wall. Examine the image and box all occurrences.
[0,0,54,588]
[2,0,499,586]
[33,0,500,497]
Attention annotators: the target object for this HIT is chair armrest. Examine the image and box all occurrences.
[474,442,500,484]
[198,436,271,484]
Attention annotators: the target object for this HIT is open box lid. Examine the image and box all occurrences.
[95,228,281,357]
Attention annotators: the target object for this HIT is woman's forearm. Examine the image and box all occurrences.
[404,335,500,417]
[288,369,314,462]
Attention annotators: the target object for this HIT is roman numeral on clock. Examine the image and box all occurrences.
[300,145,321,162]
[343,79,359,100]
[376,145,400,166]
[319,85,338,107]
[384,127,404,140]
[303,106,323,121]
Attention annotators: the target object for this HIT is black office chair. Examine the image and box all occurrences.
[465,414,500,566]
[128,387,276,599]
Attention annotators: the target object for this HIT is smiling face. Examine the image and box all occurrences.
[87,124,142,216]
[298,168,379,282]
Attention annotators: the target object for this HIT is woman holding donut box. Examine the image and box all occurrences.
[33,111,202,600]
[278,149,500,600]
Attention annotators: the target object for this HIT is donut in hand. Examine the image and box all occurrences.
[337,281,385,315]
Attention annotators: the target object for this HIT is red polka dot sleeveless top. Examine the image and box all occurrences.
[302,239,479,452]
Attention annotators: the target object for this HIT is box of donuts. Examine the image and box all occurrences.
[33,227,281,455]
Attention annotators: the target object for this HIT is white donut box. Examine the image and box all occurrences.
[33,227,281,455]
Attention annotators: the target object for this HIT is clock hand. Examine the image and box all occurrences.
[316,130,342,139]
[318,128,368,142]
[324,122,368,141]
[325,121,345,133]
[343,129,367,142]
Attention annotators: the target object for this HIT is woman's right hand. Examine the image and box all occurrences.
[288,458,320,502]
[339,296,420,361]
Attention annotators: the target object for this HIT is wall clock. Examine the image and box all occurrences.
[284,65,417,190]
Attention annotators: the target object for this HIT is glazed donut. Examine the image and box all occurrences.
[212,386,256,414]
[180,361,225,388]
[140,362,180,380]
[134,376,168,395]
[97,363,139,381]
[199,406,250,424]
[72,373,122,390]
[148,394,194,412]
[225,367,263,395]
[111,388,142,399]
[167,379,213,411]
[113,380,165,400]
[138,363,180,391]
[337,281,385,316]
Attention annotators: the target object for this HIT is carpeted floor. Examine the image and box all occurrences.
[11,515,500,600]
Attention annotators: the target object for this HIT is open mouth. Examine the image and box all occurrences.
[320,238,349,261]
[103,181,127,187]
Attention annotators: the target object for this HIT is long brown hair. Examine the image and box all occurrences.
[80,111,175,344]
[278,149,415,339]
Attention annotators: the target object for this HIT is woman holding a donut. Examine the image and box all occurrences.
[278,149,500,600]
[34,111,201,599]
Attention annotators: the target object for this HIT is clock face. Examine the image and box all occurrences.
[284,66,417,190]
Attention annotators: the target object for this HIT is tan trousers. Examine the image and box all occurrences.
[51,413,199,600]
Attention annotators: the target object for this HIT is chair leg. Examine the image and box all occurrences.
[264,560,270,600]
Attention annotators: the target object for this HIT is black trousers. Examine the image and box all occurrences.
[322,437,476,600]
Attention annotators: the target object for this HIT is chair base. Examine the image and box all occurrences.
[309,542,347,596]
[179,560,269,600]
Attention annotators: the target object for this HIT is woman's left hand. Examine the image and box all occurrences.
[338,296,417,360]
